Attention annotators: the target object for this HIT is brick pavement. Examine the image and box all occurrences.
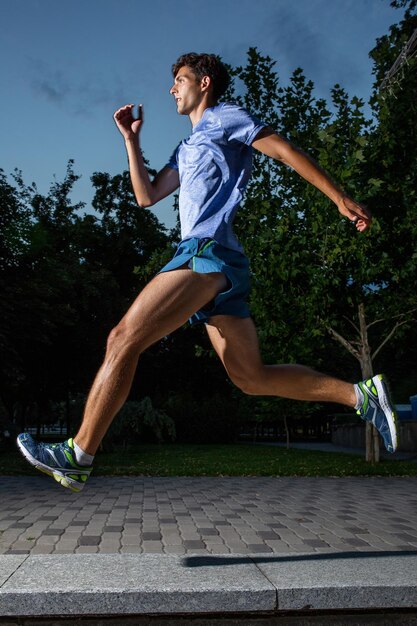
[1,476,417,556]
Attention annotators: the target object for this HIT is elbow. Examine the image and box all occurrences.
[136,182,160,208]
[135,194,155,208]
[138,199,154,208]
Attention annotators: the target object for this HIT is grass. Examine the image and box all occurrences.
[2,443,417,477]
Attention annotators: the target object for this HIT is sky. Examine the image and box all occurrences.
[0,0,404,230]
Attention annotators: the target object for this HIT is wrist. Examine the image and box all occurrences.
[334,192,346,206]
[125,135,140,147]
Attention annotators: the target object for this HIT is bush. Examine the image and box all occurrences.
[103,397,176,450]
[162,392,243,443]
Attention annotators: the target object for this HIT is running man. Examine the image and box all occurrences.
[17,53,399,491]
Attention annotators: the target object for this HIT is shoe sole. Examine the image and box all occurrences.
[16,437,84,492]
[375,375,399,453]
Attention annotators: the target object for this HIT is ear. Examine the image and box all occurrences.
[200,75,212,93]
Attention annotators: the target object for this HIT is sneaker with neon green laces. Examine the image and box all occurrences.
[356,374,399,453]
[17,434,92,492]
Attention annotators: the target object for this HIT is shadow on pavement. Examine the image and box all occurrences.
[183,550,417,567]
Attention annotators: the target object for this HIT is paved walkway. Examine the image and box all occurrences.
[1,475,417,556]
[1,476,417,618]
[259,440,417,460]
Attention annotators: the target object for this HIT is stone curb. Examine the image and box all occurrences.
[1,552,417,617]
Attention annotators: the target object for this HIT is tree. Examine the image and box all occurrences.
[0,161,173,434]
[231,40,416,461]
[90,170,168,296]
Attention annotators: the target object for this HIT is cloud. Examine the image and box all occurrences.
[29,59,131,117]
[32,69,71,104]
[253,0,375,100]
[261,4,327,80]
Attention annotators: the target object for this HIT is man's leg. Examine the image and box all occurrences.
[206,315,398,452]
[17,268,228,489]
[75,269,226,455]
[205,316,356,405]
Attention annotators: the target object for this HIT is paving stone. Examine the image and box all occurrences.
[78,536,101,546]
[120,545,142,553]
[183,540,205,550]
[75,546,99,553]
[142,542,164,554]
[29,545,55,554]
[343,537,371,547]
[1,475,417,559]
[246,544,272,552]
[303,539,331,548]
[257,531,280,540]
[141,532,161,540]
[103,525,124,532]
[36,535,59,545]
[9,522,32,529]
[6,541,34,550]
[163,545,186,554]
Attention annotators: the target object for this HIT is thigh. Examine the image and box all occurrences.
[118,269,228,351]
[205,315,264,379]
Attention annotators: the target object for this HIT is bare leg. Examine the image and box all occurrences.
[206,316,357,407]
[75,269,227,455]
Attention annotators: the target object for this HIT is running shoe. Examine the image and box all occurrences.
[17,434,92,492]
[356,374,399,453]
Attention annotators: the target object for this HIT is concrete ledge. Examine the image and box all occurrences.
[254,552,417,610]
[0,554,275,616]
[1,552,417,617]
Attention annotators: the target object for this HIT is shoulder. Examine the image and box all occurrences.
[216,101,252,117]
[215,102,267,145]
[216,102,263,126]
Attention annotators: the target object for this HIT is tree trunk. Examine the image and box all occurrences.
[283,415,290,450]
[65,391,71,440]
[358,303,380,464]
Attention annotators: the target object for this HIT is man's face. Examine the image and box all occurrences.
[170,66,203,115]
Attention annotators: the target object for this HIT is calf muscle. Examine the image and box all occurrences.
[75,269,227,454]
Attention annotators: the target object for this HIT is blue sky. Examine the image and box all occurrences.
[1,0,403,229]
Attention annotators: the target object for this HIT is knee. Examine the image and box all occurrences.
[229,369,263,396]
[106,323,142,356]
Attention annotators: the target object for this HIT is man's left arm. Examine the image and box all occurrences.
[252,129,371,232]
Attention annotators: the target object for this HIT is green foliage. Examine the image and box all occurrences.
[3,443,417,478]
[1,6,416,443]
[104,398,176,449]
[162,392,247,444]
[0,161,170,431]
[231,33,416,392]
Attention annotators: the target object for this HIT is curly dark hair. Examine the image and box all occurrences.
[172,53,230,102]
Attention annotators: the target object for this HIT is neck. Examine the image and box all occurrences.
[189,97,216,128]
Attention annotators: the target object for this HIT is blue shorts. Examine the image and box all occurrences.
[158,237,251,325]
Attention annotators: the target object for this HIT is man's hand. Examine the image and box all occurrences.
[337,196,372,232]
[113,104,143,142]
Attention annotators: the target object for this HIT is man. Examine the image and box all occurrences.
[17,53,399,492]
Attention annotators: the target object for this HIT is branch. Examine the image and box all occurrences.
[328,327,361,360]
[367,317,385,330]
[343,315,360,335]
[367,308,417,331]
[372,319,414,361]
[381,27,417,91]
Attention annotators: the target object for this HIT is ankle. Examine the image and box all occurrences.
[71,438,95,466]
[353,383,364,410]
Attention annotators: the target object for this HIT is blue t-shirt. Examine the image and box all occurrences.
[166,102,266,252]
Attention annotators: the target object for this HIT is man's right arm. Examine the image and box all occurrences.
[114,104,180,207]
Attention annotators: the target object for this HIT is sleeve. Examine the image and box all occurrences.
[165,144,180,171]
[219,103,267,146]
